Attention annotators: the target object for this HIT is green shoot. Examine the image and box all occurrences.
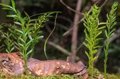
[83,5,104,78]
[0,0,56,74]
[104,2,118,79]
[2,32,14,53]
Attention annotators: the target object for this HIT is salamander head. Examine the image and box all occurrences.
[0,53,24,75]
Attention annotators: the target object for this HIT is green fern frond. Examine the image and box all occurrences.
[0,0,58,74]
[83,5,104,78]
[104,2,118,79]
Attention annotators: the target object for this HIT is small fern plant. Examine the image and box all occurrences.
[0,25,13,52]
[104,2,118,79]
[2,32,15,53]
[83,5,104,78]
[0,0,55,73]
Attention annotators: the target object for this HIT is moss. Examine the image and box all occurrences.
[0,73,120,79]
[87,68,120,79]
[0,74,82,79]
[0,73,119,79]
[106,74,120,79]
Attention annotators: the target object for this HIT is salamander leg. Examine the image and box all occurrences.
[74,68,88,79]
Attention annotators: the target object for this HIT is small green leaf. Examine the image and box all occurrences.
[7,14,17,18]
[27,49,33,56]
[14,22,22,25]
[26,40,33,48]
[18,43,25,48]
[15,29,24,34]
[11,0,15,8]
[93,56,98,61]
[19,37,26,43]
[85,51,90,59]
[0,3,11,9]
[2,7,10,10]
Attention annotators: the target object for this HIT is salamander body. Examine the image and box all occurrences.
[0,53,88,79]
[28,58,88,79]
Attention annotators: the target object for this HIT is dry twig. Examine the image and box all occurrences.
[70,0,82,62]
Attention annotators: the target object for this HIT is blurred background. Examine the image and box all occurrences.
[0,0,120,74]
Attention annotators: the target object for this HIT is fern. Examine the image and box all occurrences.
[104,2,118,79]
[83,5,104,78]
[0,0,57,73]
[2,32,15,53]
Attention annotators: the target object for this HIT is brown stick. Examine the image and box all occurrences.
[48,41,70,55]
[100,0,108,8]
[63,0,108,36]
[70,0,82,62]
[47,41,80,60]
[60,0,83,15]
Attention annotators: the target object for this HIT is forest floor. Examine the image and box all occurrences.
[0,74,120,79]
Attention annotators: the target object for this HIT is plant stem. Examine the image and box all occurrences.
[83,5,102,78]
[104,38,109,79]
[103,2,118,79]
[24,55,29,75]
[89,51,94,79]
